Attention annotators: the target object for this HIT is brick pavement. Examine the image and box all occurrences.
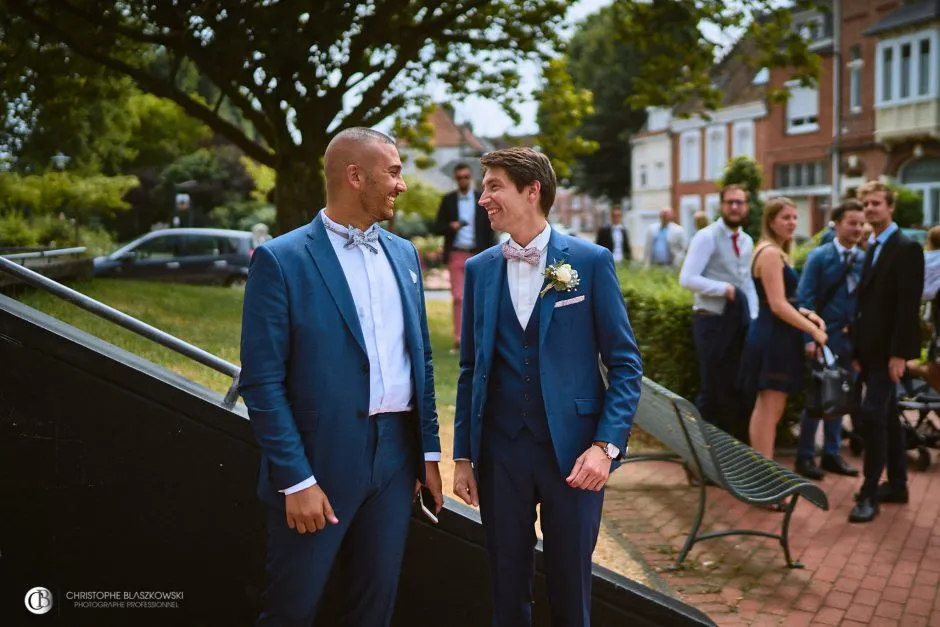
[602,450,940,626]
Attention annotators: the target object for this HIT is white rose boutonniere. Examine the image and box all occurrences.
[541,260,580,298]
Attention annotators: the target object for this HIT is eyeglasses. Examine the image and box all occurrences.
[723,199,746,207]
[456,175,471,181]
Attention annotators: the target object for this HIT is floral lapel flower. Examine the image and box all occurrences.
[541,259,580,298]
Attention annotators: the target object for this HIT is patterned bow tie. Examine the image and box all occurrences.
[502,242,540,266]
[325,223,379,254]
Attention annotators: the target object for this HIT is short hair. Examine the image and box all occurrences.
[480,147,557,215]
[856,180,895,207]
[830,198,864,223]
[720,184,747,202]
[928,226,940,251]
[329,126,395,148]
[453,162,471,174]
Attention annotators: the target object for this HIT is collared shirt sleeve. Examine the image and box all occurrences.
[281,475,317,495]
[679,229,730,297]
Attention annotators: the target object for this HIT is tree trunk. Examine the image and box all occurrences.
[273,157,325,235]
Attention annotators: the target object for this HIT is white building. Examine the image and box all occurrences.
[628,107,673,257]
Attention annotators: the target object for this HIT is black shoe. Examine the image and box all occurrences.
[849,497,880,523]
[876,482,909,504]
[795,457,824,480]
[820,454,860,477]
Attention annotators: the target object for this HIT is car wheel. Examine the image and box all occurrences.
[226,276,247,288]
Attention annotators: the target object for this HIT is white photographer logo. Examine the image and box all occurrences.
[25,587,53,615]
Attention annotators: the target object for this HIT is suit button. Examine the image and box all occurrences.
[357,410,366,418]
[525,376,531,383]
[524,393,530,400]
[482,374,487,380]
[522,411,529,417]
[524,359,530,365]
[523,343,529,349]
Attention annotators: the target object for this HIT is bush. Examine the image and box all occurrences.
[207,199,277,234]
[393,212,431,239]
[0,212,39,247]
[33,214,77,248]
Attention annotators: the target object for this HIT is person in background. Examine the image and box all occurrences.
[849,181,924,524]
[644,206,688,268]
[793,199,865,480]
[595,204,632,264]
[693,210,710,232]
[905,225,940,390]
[819,220,836,246]
[434,163,495,353]
[679,185,757,442]
[740,198,827,495]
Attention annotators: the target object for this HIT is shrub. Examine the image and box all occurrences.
[0,212,39,248]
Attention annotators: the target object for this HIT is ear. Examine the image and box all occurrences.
[528,180,541,205]
[346,164,362,190]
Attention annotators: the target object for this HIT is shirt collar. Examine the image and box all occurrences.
[321,210,377,238]
[717,219,741,236]
[869,222,898,248]
[508,222,552,251]
[458,188,475,201]
[832,239,858,256]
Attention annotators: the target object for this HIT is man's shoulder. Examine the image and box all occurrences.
[377,227,417,253]
[261,222,311,255]
[467,243,501,268]
[806,242,834,262]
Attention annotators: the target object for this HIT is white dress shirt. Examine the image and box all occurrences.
[679,220,759,320]
[454,190,477,249]
[611,227,624,263]
[282,212,439,495]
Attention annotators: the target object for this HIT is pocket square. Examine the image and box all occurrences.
[554,295,585,308]
[409,269,418,284]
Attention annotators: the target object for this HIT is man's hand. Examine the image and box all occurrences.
[285,484,338,534]
[725,284,736,301]
[449,220,462,232]
[453,460,479,507]
[421,461,444,514]
[804,341,818,358]
[889,357,907,383]
[566,446,611,492]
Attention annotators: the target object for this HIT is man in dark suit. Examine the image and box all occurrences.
[239,128,443,624]
[434,163,496,351]
[453,147,642,626]
[595,205,632,264]
[795,199,865,480]
[849,181,925,523]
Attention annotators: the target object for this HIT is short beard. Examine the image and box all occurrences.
[722,215,744,229]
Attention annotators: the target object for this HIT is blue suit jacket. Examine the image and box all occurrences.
[453,230,642,476]
[238,214,440,508]
[797,242,864,350]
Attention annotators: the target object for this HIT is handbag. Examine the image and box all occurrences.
[805,345,854,420]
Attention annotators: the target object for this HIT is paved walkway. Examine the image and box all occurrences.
[603,449,940,626]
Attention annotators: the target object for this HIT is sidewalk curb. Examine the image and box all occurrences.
[600,517,678,598]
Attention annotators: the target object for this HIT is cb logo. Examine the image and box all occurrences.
[25,587,53,615]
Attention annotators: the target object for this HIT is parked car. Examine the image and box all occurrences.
[93,228,255,287]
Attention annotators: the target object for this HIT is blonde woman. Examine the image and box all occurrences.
[740,198,827,486]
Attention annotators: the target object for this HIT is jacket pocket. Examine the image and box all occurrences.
[575,398,602,416]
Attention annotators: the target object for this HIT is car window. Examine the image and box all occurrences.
[182,235,221,257]
[133,235,181,260]
[220,237,247,255]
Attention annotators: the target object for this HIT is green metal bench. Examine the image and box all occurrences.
[622,377,829,569]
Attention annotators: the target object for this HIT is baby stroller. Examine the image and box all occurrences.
[846,374,940,471]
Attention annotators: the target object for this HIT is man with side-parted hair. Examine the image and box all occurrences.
[848,180,924,523]
[679,184,758,442]
[452,147,642,626]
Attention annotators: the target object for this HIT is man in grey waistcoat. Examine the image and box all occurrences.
[679,185,757,442]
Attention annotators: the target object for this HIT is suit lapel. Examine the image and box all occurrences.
[539,230,570,347]
[482,248,505,369]
[378,232,421,379]
[305,215,367,356]
[860,230,898,294]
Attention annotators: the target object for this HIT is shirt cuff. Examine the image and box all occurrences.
[424,452,442,462]
[280,475,317,495]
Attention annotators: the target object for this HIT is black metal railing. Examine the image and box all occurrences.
[0,255,241,409]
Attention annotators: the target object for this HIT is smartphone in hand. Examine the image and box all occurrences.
[417,488,439,524]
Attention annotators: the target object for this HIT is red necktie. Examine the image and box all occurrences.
[731,232,740,258]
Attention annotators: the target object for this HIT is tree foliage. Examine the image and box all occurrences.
[535,59,598,181]
[0,171,139,219]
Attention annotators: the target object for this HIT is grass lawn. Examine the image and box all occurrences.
[15,279,461,423]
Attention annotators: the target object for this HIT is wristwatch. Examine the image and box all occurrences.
[593,441,620,460]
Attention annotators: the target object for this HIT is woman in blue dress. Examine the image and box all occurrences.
[741,197,828,467]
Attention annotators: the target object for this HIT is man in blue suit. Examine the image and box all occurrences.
[452,147,643,627]
[239,127,443,626]
[794,199,865,480]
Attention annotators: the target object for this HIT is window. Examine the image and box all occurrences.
[638,165,648,189]
[848,45,863,113]
[774,161,827,190]
[876,29,939,106]
[654,162,665,188]
[182,235,221,257]
[679,130,701,182]
[732,121,755,159]
[705,125,727,181]
[133,235,181,260]
[786,84,819,134]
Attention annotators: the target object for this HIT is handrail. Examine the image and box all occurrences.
[0,255,242,409]
[2,246,87,261]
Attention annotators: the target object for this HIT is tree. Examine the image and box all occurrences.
[0,0,570,233]
[719,156,764,238]
[535,59,598,181]
[0,170,139,219]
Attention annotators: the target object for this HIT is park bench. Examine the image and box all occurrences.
[622,377,829,570]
